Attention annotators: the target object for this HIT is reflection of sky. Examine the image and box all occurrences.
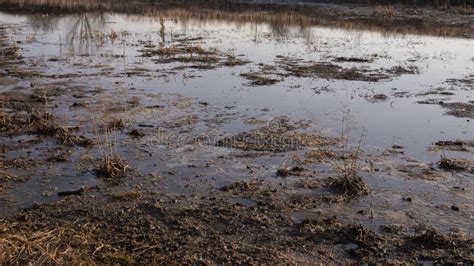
[0,11,472,161]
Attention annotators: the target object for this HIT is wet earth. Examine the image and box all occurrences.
[0,0,473,264]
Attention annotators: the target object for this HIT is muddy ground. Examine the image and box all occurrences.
[0,1,473,264]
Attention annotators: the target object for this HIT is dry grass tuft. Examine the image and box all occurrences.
[437,156,471,171]
[329,113,370,198]
[330,169,370,197]
[96,154,129,179]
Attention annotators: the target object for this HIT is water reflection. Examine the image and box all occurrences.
[65,13,106,53]
[0,0,468,39]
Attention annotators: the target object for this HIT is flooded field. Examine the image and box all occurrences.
[0,0,473,263]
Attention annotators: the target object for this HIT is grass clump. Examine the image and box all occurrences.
[96,154,129,179]
[330,169,370,197]
[94,120,130,179]
[437,156,470,171]
[329,118,370,198]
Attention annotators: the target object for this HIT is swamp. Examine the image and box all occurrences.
[0,0,473,263]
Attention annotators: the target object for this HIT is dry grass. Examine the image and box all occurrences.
[151,45,178,57]
[437,156,470,171]
[240,72,280,86]
[96,154,129,179]
[0,103,91,146]
[93,109,130,179]
[107,190,141,200]
[329,110,369,197]
[0,224,94,264]
[376,5,397,19]
[330,169,370,197]
[29,109,91,146]
[109,30,118,42]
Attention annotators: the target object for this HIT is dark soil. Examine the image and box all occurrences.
[1,185,473,264]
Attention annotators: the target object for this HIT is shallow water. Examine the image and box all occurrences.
[0,4,473,232]
[3,10,471,158]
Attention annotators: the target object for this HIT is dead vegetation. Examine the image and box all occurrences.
[333,56,374,63]
[107,190,140,200]
[94,126,130,179]
[141,43,219,64]
[407,224,474,262]
[278,60,388,82]
[411,225,457,249]
[241,56,419,86]
[0,44,21,60]
[29,109,91,146]
[276,166,306,177]
[437,156,473,172]
[240,72,280,86]
[388,65,419,75]
[96,154,129,179]
[216,117,337,152]
[446,74,473,88]
[418,100,474,119]
[0,105,92,146]
[396,162,448,180]
[304,149,337,163]
[2,193,473,264]
[441,101,474,119]
[329,169,370,197]
[1,4,473,264]
[140,40,249,70]
[431,139,474,152]
[0,108,14,132]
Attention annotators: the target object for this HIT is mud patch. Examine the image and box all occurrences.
[430,140,474,152]
[216,118,337,152]
[418,100,474,119]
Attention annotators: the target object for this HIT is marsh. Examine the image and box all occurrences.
[0,0,473,263]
